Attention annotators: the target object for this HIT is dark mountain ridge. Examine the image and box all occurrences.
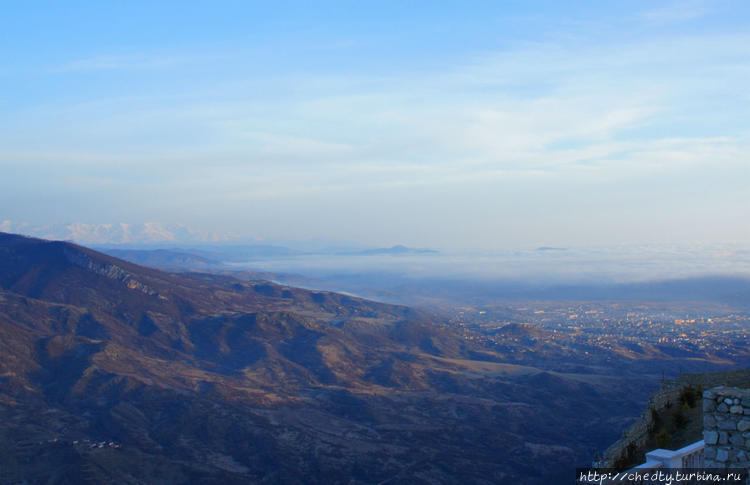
[0,232,672,484]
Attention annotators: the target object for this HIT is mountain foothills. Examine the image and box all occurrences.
[0,232,737,484]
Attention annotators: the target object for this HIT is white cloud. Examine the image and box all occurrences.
[237,131,355,159]
[641,1,712,24]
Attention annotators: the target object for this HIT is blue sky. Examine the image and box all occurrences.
[2,1,749,250]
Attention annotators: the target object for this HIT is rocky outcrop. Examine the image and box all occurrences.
[64,247,158,297]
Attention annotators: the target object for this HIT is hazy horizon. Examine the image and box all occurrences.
[5,219,750,285]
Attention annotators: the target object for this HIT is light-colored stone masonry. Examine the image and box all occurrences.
[703,386,750,469]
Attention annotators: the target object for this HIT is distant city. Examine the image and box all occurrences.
[448,302,750,366]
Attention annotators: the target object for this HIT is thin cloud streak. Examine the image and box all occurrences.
[55,54,185,72]
[640,0,712,24]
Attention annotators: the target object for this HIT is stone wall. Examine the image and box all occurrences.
[703,386,750,468]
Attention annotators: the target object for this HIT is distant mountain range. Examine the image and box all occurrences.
[0,231,670,484]
[100,248,224,270]
[0,221,241,245]
[0,222,439,261]
[357,244,438,255]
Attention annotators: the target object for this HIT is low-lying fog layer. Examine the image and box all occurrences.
[228,244,750,284]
